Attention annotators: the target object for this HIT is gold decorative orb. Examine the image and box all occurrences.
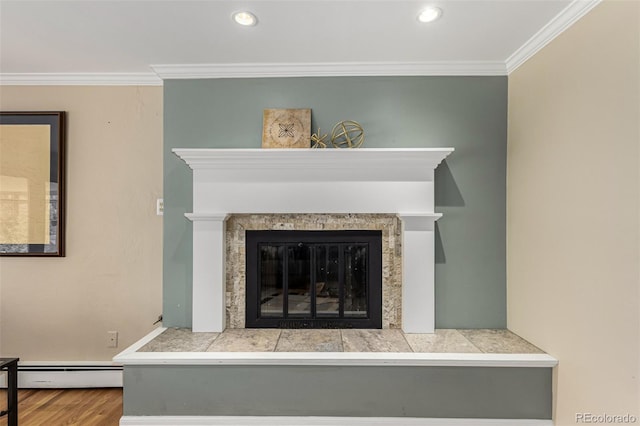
[310,128,328,148]
[330,120,364,148]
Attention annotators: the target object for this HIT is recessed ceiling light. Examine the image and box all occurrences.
[417,6,442,23]
[233,11,258,26]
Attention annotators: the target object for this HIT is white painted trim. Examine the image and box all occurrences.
[192,219,227,332]
[399,214,443,230]
[120,416,553,426]
[172,147,453,182]
[114,351,558,368]
[115,331,558,367]
[115,327,167,360]
[173,147,453,171]
[0,361,123,388]
[0,72,162,86]
[505,0,602,73]
[18,360,123,367]
[185,213,228,222]
[398,212,443,220]
[400,215,437,333]
[151,61,507,79]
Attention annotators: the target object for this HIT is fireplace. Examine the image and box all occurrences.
[246,230,382,328]
[173,148,453,333]
[225,213,401,329]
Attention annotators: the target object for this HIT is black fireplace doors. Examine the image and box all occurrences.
[245,230,382,329]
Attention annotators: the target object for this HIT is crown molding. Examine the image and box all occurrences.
[150,61,507,79]
[0,72,162,86]
[505,0,602,74]
[0,0,601,85]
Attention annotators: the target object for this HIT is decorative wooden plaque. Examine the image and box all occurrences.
[262,108,311,149]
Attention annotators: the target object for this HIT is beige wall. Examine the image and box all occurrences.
[508,1,639,424]
[0,86,163,361]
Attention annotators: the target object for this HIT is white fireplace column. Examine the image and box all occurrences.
[186,214,227,332]
[174,148,453,333]
[399,214,440,333]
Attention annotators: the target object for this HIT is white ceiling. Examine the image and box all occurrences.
[0,0,600,83]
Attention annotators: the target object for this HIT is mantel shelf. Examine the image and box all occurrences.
[173,148,454,182]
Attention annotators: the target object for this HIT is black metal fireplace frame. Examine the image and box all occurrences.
[246,230,382,329]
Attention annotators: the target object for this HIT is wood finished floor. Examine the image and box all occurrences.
[0,388,122,426]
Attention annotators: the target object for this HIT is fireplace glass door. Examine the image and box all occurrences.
[246,230,382,328]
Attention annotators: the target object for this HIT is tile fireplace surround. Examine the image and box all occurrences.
[173,148,454,333]
[226,213,402,329]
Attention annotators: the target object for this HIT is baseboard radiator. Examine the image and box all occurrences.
[0,363,122,388]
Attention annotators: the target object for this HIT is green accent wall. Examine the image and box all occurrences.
[163,76,507,328]
[123,365,552,418]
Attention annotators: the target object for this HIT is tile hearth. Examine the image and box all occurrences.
[138,328,544,354]
[120,327,556,423]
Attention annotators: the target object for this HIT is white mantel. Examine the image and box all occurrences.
[173,148,453,333]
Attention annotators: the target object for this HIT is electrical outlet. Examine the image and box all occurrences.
[156,198,164,216]
[107,331,118,348]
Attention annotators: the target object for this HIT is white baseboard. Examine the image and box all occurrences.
[119,416,553,426]
[0,362,122,388]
